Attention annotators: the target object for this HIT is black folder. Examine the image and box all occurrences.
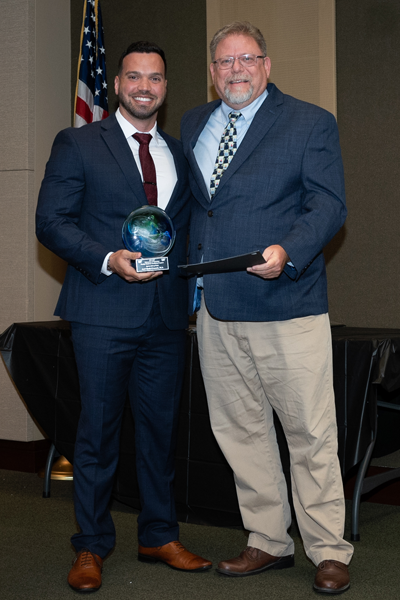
[179,251,265,274]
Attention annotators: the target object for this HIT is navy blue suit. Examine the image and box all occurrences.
[181,83,347,320]
[36,114,191,557]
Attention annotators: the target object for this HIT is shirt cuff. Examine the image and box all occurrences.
[101,252,114,276]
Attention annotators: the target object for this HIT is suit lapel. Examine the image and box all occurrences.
[101,117,187,218]
[212,86,284,198]
[157,129,182,218]
[185,101,221,205]
[100,114,148,206]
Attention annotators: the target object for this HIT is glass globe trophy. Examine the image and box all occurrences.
[122,206,176,272]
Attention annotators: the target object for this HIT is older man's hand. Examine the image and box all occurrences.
[247,245,289,280]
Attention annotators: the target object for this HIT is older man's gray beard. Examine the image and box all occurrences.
[223,82,254,105]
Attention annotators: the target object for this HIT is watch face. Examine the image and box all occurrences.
[122,206,176,257]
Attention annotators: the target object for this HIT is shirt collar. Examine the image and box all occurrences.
[220,88,268,125]
[115,108,159,144]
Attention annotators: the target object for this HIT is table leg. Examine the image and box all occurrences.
[42,442,59,498]
[351,437,376,541]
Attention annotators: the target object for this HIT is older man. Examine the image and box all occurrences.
[181,21,353,594]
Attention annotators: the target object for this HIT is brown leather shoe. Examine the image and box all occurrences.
[216,546,294,577]
[138,540,212,572]
[313,560,350,594]
[67,549,103,593]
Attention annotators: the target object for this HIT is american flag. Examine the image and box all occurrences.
[74,0,109,127]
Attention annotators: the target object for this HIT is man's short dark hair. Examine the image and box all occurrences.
[118,41,167,75]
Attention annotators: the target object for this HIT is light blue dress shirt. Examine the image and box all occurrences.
[194,89,268,194]
[191,88,293,312]
[192,91,272,309]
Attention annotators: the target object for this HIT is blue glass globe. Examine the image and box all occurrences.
[122,206,176,258]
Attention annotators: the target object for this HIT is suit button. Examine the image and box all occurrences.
[198,243,202,250]
[208,210,213,217]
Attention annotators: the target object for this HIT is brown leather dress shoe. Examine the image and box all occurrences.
[138,540,212,572]
[313,560,350,594]
[216,546,294,577]
[67,549,103,593]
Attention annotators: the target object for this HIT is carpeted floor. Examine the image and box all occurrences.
[1,468,400,600]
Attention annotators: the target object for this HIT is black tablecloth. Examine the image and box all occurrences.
[1,321,400,524]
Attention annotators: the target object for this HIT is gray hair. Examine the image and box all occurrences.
[210,21,267,61]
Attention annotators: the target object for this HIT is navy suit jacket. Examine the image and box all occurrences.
[36,114,191,330]
[180,83,347,321]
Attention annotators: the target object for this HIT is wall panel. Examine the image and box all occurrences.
[70,0,208,137]
[206,0,337,115]
[332,0,400,327]
[0,0,70,442]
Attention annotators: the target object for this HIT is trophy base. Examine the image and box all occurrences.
[135,257,169,273]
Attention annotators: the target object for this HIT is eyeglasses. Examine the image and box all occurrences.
[212,54,265,70]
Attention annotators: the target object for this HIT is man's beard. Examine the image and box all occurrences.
[223,77,253,105]
[118,93,164,121]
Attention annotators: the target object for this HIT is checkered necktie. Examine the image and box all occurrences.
[210,111,242,197]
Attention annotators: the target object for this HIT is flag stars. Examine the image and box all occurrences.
[76,1,109,124]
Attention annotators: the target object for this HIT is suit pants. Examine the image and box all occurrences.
[197,300,354,567]
[69,290,186,559]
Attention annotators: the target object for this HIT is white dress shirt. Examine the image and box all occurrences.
[102,109,178,274]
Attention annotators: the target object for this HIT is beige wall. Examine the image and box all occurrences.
[0,0,70,441]
[330,0,400,329]
[0,0,338,441]
[3,0,396,442]
[206,0,336,115]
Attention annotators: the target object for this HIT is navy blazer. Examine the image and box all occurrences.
[36,114,191,330]
[180,83,347,322]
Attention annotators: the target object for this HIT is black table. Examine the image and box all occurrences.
[1,321,400,539]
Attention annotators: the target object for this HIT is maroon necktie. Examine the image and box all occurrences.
[133,133,158,206]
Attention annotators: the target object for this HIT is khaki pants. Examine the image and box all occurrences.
[197,300,354,566]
